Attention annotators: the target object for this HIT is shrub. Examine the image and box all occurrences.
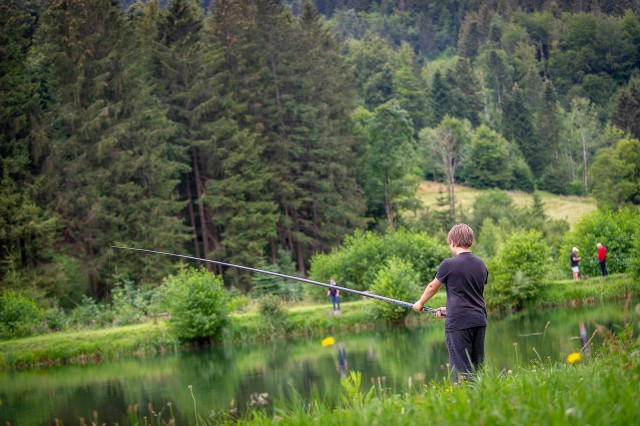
[309,228,447,295]
[160,267,230,344]
[0,291,44,339]
[369,257,421,323]
[256,294,289,338]
[309,229,384,292]
[227,287,252,313]
[67,295,114,329]
[630,235,640,281]
[110,277,155,326]
[486,229,550,312]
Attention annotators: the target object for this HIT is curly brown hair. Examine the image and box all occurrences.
[448,223,474,248]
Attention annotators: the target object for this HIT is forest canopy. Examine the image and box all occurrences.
[2,0,640,306]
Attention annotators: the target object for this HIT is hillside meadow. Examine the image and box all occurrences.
[417,181,597,227]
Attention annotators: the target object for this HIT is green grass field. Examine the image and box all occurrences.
[417,181,597,227]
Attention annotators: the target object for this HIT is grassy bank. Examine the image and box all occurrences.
[525,273,639,310]
[1,275,637,370]
[232,328,639,426]
[0,322,178,369]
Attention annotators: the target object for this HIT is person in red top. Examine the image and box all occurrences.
[597,243,608,276]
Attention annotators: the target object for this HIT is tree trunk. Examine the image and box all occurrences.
[192,148,212,271]
[185,176,202,268]
[383,172,394,229]
[447,167,456,224]
[580,125,588,192]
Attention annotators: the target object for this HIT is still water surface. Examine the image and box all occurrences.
[1,301,632,424]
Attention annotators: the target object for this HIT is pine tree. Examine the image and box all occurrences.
[392,42,428,132]
[451,58,483,126]
[211,0,365,274]
[500,85,541,177]
[38,0,187,296]
[428,70,454,127]
[0,0,56,284]
[612,77,640,139]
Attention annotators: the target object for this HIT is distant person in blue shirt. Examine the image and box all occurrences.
[413,223,488,383]
[327,276,340,312]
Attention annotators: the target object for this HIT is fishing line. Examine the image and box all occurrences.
[110,246,442,315]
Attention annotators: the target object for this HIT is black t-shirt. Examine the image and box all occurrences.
[570,253,580,267]
[435,252,488,332]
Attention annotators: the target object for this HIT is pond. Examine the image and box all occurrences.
[1,301,634,425]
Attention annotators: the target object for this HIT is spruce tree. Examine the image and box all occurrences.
[612,76,640,139]
[38,0,187,296]
[500,85,541,177]
[0,0,56,285]
[392,42,428,132]
[211,0,365,274]
[151,0,279,288]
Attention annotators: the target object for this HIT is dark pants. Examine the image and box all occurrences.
[445,326,486,380]
[599,261,608,276]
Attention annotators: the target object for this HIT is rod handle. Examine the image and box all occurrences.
[422,306,446,317]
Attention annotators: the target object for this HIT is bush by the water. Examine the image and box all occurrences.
[486,229,551,311]
[369,257,421,322]
[159,267,230,344]
[255,294,290,338]
[309,228,448,294]
[0,291,45,339]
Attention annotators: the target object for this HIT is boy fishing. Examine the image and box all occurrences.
[413,223,488,382]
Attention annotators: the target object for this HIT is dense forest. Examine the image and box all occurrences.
[2,0,640,306]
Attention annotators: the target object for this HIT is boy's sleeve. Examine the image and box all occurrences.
[435,259,449,283]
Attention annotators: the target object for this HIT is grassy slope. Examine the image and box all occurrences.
[417,180,597,227]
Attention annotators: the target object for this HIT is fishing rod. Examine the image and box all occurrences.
[110,246,442,315]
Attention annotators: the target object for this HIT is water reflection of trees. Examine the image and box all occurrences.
[3,301,632,423]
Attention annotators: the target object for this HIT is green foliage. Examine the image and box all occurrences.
[469,190,518,235]
[357,100,421,228]
[0,291,44,339]
[369,257,420,323]
[67,296,114,329]
[611,63,640,139]
[5,0,640,312]
[589,138,640,209]
[463,125,513,189]
[160,267,230,344]
[226,287,252,314]
[255,294,290,338]
[109,276,156,326]
[562,208,640,277]
[37,0,189,296]
[251,250,303,301]
[629,236,640,281]
[486,229,550,311]
[309,228,448,293]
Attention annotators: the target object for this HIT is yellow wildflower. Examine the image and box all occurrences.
[567,352,581,364]
[321,336,335,347]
